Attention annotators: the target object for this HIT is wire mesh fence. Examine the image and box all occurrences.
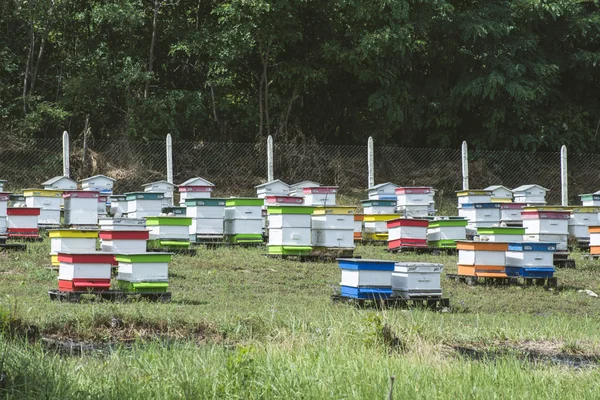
[1,136,600,207]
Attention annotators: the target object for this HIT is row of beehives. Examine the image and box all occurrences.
[49,218,173,293]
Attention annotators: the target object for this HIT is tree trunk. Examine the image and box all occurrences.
[195,0,201,30]
[144,0,161,99]
[31,1,53,94]
[210,84,218,122]
[23,19,35,114]
[258,72,264,137]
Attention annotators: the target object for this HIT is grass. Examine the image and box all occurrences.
[1,240,600,398]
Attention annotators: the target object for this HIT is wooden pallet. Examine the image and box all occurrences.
[147,248,197,256]
[0,243,27,251]
[553,254,576,269]
[8,236,43,242]
[582,254,600,260]
[197,241,265,249]
[446,274,557,287]
[267,254,360,262]
[331,294,449,309]
[387,246,435,254]
[48,290,171,303]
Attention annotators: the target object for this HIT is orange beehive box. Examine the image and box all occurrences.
[589,226,600,254]
[457,265,507,278]
[456,241,509,251]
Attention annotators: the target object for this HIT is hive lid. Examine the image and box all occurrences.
[507,242,557,252]
[428,219,468,228]
[225,198,264,207]
[455,190,492,196]
[477,227,526,235]
[459,203,501,209]
[48,229,99,238]
[393,262,443,270]
[387,218,429,228]
[145,216,192,226]
[255,179,289,189]
[337,259,396,271]
[125,192,165,200]
[267,206,314,215]
[363,214,399,222]
[360,200,397,207]
[185,198,227,207]
[115,253,172,263]
[23,189,63,198]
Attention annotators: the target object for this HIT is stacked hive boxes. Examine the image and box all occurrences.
[500,203,525,226]
[64,191,99,226]
[57,252,115,292]
[24,189,62,227]
[311,206,355,251]
[267,205,313,256]
[116,253,172,293]
[338,258,396,299]
[568,206,600,246]
[224,198,264,243]
[42,176,77,207]
[505,242,556,280]
[395,187,435,217]
[391,262,443,299]
[125,192,164,218]
[142,181,175,208]
[459,203,501,230]
[109,195,127,217]
[513,185,548,205]
[7,207,40,238]
[476,226,525,242]
[256,180,290,199]
[363,214,397,242]
[49,229,98,267]
[81,175,116,212]
[99,218,149,253]
[361,200,397,214]
[146,216,192,249]
[178,177,215,206]
[457,241,508,278]
[302,187,337,206]
[186,199,226,243]
[386,218,429,251]
[522,208,570,252]
[427,217,468,249]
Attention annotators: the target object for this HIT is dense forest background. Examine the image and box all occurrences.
[1,0,599,150]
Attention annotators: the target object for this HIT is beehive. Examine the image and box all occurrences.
[311,206,355,249]
[0,192,8,235]
[338,258,396,299]
[289,181,321,197]
[458,203,501,229]
[522,209,570,251]
[49,229,98,266]
[109,195,127,217]
[396,187,435,217]
[512,185,548,204]
[24,189,62,226]
[185,198,226,241]
[589,227,600,254]
[255,180,290,199]
[57,252,115,292]
[484,185,514,202]
[145,216,192,248]
[63,191,99,226]
[361,200,397,215]
[567,206,600,241]
[500,203,525,225]
[367,182,399,200]
[579,194,600,207]
[264,196,304,207]
[456,241,509,277]
[456,190,492,205]
[302,187,337,206]
[391,262,443,299]
[363,214,397,242]
[224,198,264,243]
[116,253,172,293]
[178,186,213,205]
[142,181,175,207]
[125,192,164,218]
[476,226,525,242]
[7,207,40,238]
[100,230,150,253]
[267,206,313,255]
[386,218,429,250]
[427,218,468,248]
[505,242,556,278]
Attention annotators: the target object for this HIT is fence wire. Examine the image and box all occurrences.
[1,137,599,207]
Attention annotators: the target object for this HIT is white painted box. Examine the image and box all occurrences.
[367,183,399,200]
[224,219,263,235]
[117,262,168,282]
[191,218,224,235]
[268,214,311,228]
[255,180,291,198]
[58,263,112,280]
[268,227,312,246]
[427,227,466,241]
[523,234,568,251]
[458,250,506,266]
[39,209,61,225]
[340,269,392,287]
[224,206,262,220]
[396,205,430,217]
[523,219,568,235]
[312,229,354,248]
[51,238,97,253]
[391,262,443,294]
[311,214,354,230]
[505,251,554,267]
[8,215,39,229]
[98,218,146,230]
[101,239,147,253]
[364,221,389,233]
[148,225,189,240]
[388,226,427,241]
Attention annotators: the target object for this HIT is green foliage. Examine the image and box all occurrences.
[0,0,599,150]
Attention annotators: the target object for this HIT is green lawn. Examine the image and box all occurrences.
[1,240,600,398]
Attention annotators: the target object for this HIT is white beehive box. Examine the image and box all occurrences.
[146,217,191,240]
[459,249,506,266]
[24,189,62,226]
[289,181,321,197]
[505,242,556,267]
[303,187,337,206]
[485,185,514,202]
[224,219,263,234]
[49,230,98,254]
[42,176,77,190]
[185,199,226,237]
[513,185,548,204]
[125,192,164,218]
[456,190,493,205]
[458,203,501,228]
[339,259,396,288]
[99,230,149,253]
[63,191,99,225]
[7,207,40,231]
[98,217,146,230]
[500,203,525,223]
[224,206,263,220]
[0,192,9,217]
[388,224,428,241]
[311,207,355,248]
[109,195,127,217]
[58,252,115,281]
[116,253,171,282]
[568,207,600,239]
[396,187,435,206]
[522,210,570,234]
[191,218,224,236]
[142,181,175,207]
[80,175,115,195]
[361,200,397,215]
[367,182,399,200]
[391,262,443,298]
[579,194,600,207]
[255,180,290,199]
[397,205,430,218]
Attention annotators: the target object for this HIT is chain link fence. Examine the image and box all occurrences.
[2,137,600,208]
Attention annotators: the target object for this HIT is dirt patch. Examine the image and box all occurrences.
[449,340,600,369]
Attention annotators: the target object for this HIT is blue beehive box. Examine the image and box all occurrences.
[505,242,556,278]
[338,258,396,299]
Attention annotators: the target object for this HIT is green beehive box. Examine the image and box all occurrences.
[225,198,264,207]
[185,198,227,207]
[145,216,193,226]
[428,240,457,249]
[117,280,169,293]
[225,234,263,243]
[428,219,468,228]
[267,245,313,255]
[115,253,172,263]
[267,206,314,215]
[476,227,526,235]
